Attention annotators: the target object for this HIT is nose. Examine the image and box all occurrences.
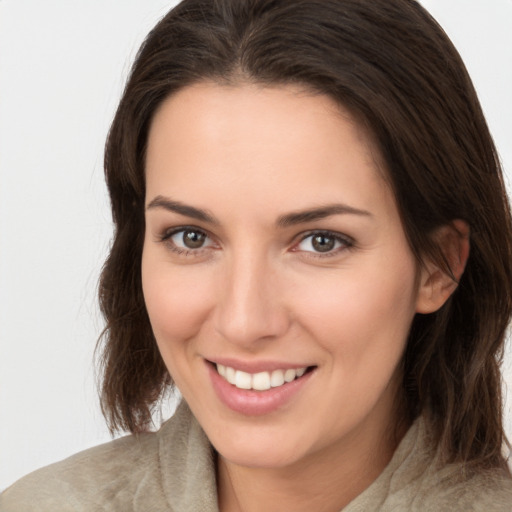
[213,250,290,349]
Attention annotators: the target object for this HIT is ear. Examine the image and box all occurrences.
[416,220,470,314]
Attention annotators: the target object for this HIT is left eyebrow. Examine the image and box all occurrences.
[276,204,372,228]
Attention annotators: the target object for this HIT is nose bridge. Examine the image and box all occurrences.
[215,246,288,347]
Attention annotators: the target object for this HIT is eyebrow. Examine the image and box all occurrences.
[146,196,219,225]
[276,204,372,227]
[146,195,371,227]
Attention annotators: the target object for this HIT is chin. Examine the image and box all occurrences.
[218,441,304,469]
[206,420,315,470]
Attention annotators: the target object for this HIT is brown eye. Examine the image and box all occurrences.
[166,228,213,252]
[295,231,352,255]
[182,229,206,248]
[311,234,335,252]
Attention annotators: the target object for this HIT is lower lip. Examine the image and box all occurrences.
[207,363,314,416]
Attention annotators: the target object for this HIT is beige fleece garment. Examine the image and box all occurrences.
[1,401,511,511]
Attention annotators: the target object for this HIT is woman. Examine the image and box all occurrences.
[2,0,512,510]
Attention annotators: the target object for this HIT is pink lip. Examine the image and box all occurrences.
[207,361,314,416]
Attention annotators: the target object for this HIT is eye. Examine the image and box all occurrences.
[161,227,215,253]
[295,231,352,254]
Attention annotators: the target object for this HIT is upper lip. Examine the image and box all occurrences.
[206,357,313,374]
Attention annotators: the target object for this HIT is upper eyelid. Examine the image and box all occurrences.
[158,226,351,238]
[295,229,353,244]
[159,225,211,240]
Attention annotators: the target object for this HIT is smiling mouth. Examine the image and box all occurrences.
[214,363,313,391]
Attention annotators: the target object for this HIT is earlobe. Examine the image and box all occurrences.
[415,220,470,314]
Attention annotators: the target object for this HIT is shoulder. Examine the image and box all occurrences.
[350,417,512,512]
[0,430,165,512]
[405,427,512,511]
[0,404,203,512]
[400,419,512,511]
[0,401,217,512]
[379,454,512,511]
[423,465,512,512]
[394,427,512,511]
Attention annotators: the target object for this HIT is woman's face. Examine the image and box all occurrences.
[142,83,427,469]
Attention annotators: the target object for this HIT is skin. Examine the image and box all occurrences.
[141,83,467,511]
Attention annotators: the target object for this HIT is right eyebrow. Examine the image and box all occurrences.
[145,195,219,225]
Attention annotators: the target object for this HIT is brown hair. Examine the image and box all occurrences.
[98,0,512,471]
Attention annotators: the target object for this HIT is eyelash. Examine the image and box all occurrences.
[158,227,354,258]
[158,226,216,257]
[293,231,354,258]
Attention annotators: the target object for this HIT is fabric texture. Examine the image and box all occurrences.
[1,401,511,511]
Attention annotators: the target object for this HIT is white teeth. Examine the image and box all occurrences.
[235,370,252,389]
[216,364,308,391]
[270,369,285,387]
[252,372,271,391]
[284,369,296,383]
[226,366,236,385]
[296,367,306,377]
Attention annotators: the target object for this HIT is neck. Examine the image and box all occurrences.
[217,417,408,512]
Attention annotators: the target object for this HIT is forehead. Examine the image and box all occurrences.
[145,82,393,220]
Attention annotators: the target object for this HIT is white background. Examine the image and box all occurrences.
[1,0,511,491]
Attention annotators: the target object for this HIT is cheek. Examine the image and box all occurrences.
[291,259,419,364]
[141,255,215,346]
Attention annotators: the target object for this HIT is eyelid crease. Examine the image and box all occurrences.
[159,225,209,241]
[295,229,354,244]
